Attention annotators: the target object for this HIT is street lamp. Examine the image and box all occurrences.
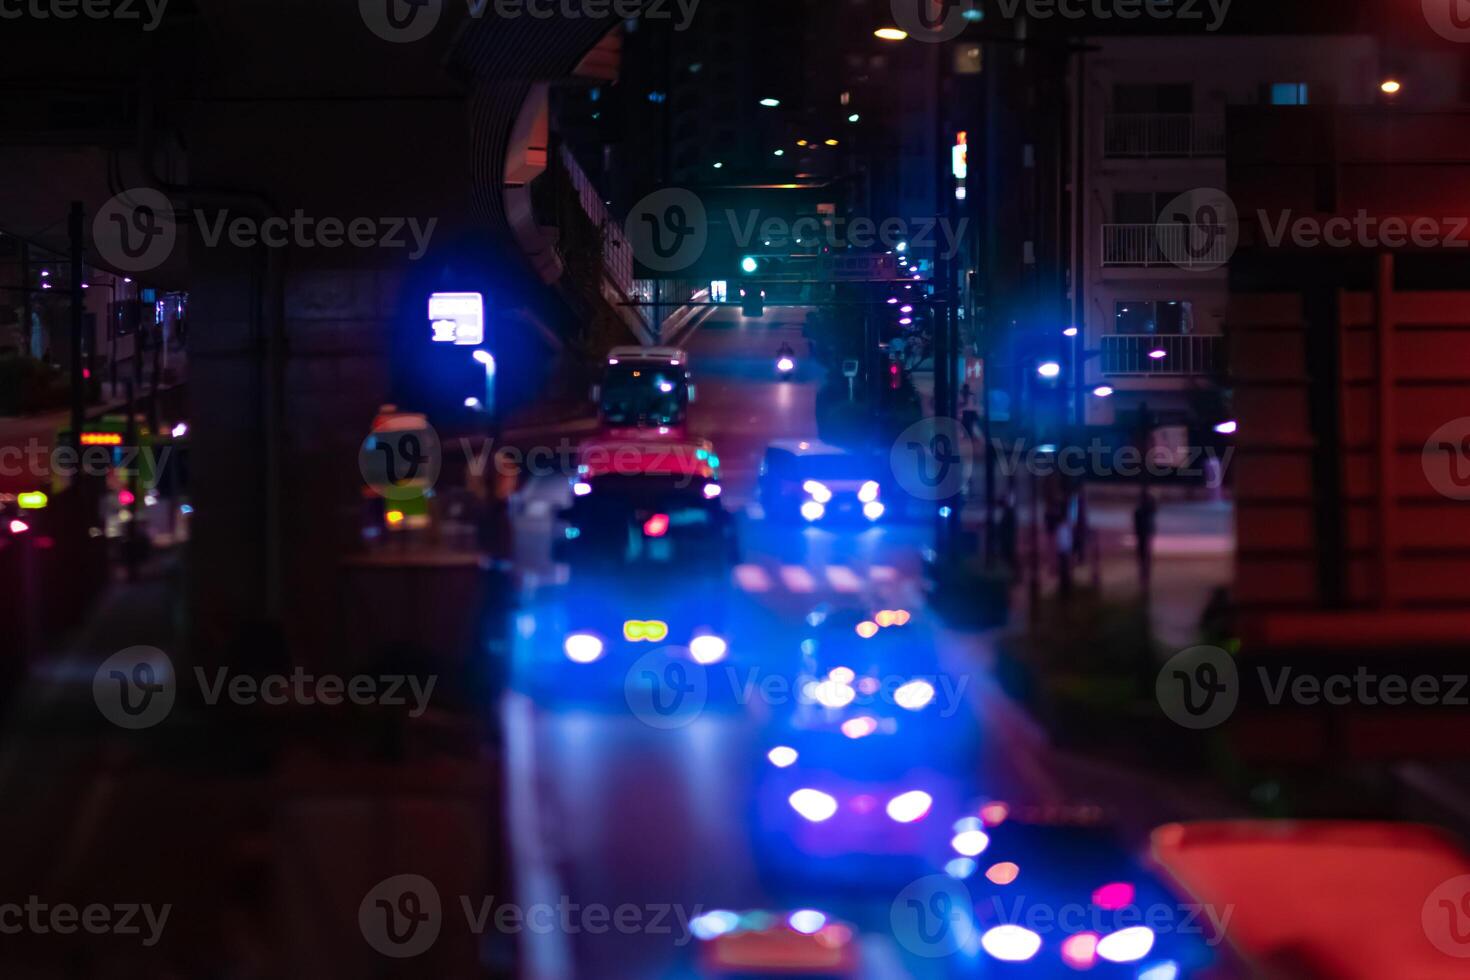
[874,27,908,41]
[1380,79,1402,96]
[759,98,781,107]
[1092,385,1114,398]
[1063,327,1078,337]
[1037,361,1061,379]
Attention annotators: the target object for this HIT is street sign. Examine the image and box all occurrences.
[428,292,484,346]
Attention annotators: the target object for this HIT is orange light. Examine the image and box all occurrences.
[796,139,808,147]
[980,802,1009,826]
[875,610,897,628]
[824,139,839,147]
[1380,79,1402,95]
[986,861,1020,885]
[385,510,405,525]
[855,621,879,639]
[81,432,123,446]
[892,609,911,626]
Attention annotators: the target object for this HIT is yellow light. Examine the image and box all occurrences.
[875,610,896,628]
[623,620,670,642]
[855,621,879,639]
[385,510,405,525]
[1380,79,1402,95]
[874,27,908,40]
[893,609,912,626]
[17,491,48,510]
[824,139,839,146]
[796,139,808,147]
[80,432,123,446]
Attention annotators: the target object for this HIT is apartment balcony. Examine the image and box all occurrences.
[1102,223,1229,269]
[1103,113,1225,158]
[1102,334,1223,376]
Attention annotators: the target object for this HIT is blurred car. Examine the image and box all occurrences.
[693,909,859,978]
[1152,819,1470,979]
[595,345,694,434]
[552,437,738,668]
[943,805,1240,978]
[758,440,888,525]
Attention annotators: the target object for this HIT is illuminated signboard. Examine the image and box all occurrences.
[953,131,968,180]
[81,432,123,446]
[428,292,484,346]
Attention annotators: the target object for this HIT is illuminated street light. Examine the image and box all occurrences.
[874,27,908,40]
[1093,386,1115,398]
[1380,79,1402,95]
[1148,348,1167,360]
[759,97,781,107]
[1214,420,1238,435]
[1037,361,1061,379]
[848,113,860,123]
[1063,326,1078,337]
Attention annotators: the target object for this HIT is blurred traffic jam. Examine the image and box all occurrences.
[4,3,1470,979]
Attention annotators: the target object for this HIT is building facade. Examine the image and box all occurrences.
[1075,35,1387,430]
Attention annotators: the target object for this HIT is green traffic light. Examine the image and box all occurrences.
[741,257,759,273]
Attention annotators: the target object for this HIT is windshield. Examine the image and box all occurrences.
[600,365,688,425]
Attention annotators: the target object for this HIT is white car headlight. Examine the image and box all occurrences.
[689,634,728,664]
[563,633,604,663]
[802,480,832,504]
[800,501,826,522]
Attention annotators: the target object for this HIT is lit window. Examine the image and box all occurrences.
[1270,82,1308,105]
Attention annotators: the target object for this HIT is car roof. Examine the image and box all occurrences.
[1151,820,1470,979]
[579,437,718,480]
[765,439,850,457]
[607,346,689,363]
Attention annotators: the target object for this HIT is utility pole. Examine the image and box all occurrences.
[68,202,85,448]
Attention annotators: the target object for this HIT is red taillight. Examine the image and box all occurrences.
[643,513,670,538]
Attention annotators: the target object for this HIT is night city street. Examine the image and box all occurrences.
[2,2,1470,977]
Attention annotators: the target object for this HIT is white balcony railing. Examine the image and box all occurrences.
[1103,114,1225,158]
[1102,334,1223,376]
[1102,223,1230,269]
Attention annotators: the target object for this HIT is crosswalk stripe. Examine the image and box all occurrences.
[733,564,772,592]
[779,566,818,593]
[826,566,864,593]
